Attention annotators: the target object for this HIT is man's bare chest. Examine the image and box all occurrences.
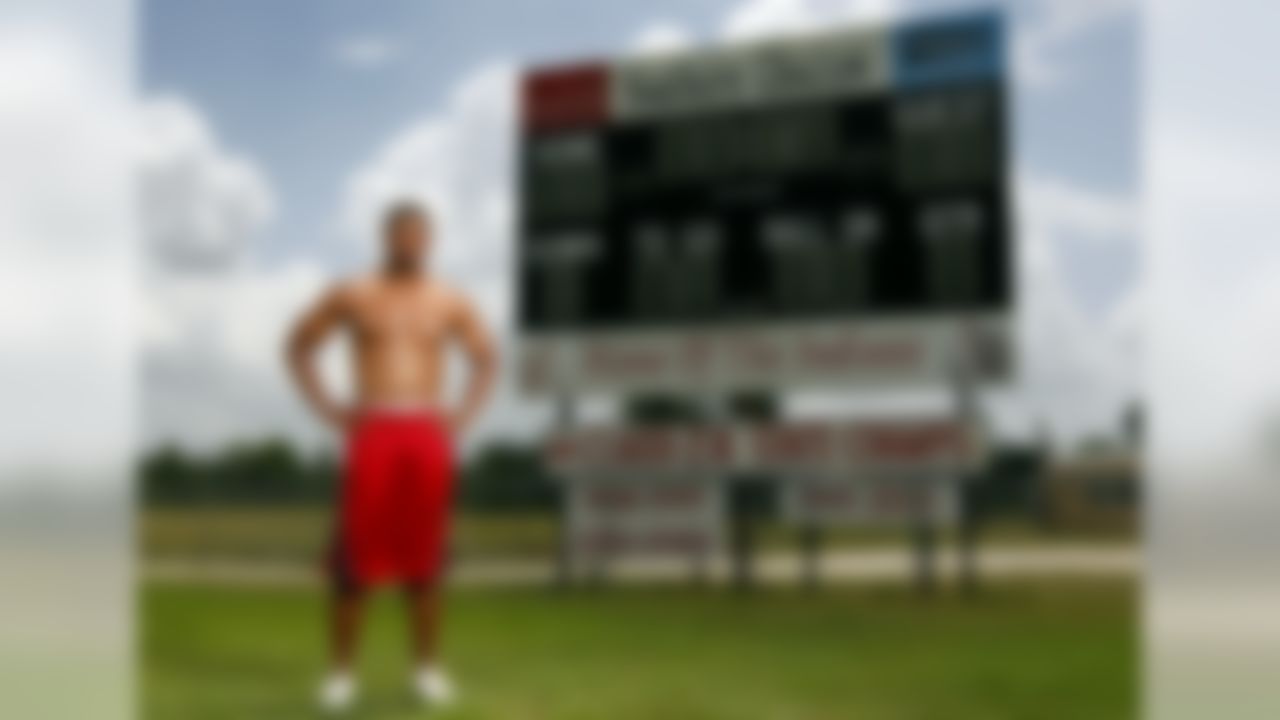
[346,296,452,345]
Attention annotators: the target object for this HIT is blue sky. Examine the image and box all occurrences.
[139,0,1141,451]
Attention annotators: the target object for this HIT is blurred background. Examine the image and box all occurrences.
[6,0,1280,719]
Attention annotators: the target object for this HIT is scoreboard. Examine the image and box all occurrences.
[518,11,1012,394]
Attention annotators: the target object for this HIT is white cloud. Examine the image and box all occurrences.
[344,63,516,324]
[136,99,338,451]
[1008,170,1139,447]
[138,97,275,271]
[629,22,696,56]
[335,35,400,69]
[721,0,899,40]
[1021,172,1137,247]
[722,0,819,40]
[144,261,348,452]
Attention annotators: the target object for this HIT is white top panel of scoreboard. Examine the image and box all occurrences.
[611,25,891,120]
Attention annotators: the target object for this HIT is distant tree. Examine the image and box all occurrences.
[459,443,558,513]
[140,444,206,505]
[727,391,778,423]
[970,444,1048,521]
[625,394,703,425]
[208,438,306,504]
[139,438,337,507]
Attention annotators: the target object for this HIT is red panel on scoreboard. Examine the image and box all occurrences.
[522,63,609,132]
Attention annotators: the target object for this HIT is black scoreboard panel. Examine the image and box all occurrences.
[520,21,1010,334]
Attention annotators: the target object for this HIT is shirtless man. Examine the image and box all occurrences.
[285,200,497,713]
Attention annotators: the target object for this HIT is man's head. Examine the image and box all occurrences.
[382,200,432,275]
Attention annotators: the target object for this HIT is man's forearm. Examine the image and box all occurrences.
[289,350,346,429]
[452,356,495,432]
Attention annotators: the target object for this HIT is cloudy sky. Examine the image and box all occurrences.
[139,0,1140,454]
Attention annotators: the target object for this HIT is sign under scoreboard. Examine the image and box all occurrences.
[518,11,1012,394]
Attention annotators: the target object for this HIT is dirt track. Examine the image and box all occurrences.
[146,544,1137,588]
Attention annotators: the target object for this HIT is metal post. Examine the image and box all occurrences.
[689,476,713,588]
[690,395,718,588]
[553,394,575,590]
[957,475,979,596]
[800,521,823,592]
[952,316,984,596]
[912,480,938,597]
[730,491,755,593]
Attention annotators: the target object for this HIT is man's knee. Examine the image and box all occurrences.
[330,569,366,599]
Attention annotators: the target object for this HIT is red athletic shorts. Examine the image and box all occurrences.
[329,409,455,590]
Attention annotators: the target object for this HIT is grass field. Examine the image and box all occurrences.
[144,578,1136,719]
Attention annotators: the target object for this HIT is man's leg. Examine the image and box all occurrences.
[319,581,364,711]
[406,581,455,704]
[404,581,441,666]
[331,584,365,672]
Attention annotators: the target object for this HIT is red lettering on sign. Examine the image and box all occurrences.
[585,343,669,379]
[615,430,676,464]
[756,424,834,464]
[651,484,705,508]
[798,334,921,372]
[589,485,636,511]
[853,423,963,460]
[726,334,784,373]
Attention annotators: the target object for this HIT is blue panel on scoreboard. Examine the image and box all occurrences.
[892,10,1004,90]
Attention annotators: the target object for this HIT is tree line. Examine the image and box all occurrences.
[139,438,560,512]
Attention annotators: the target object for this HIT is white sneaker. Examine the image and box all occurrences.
[318,672,356,714]
[412,666,456,707]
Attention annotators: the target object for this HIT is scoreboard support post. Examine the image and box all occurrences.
[552,393,576,591]
[911,484,939,596]
[952,315,985,596]
[729,484,758,594]
[910,318,988,598]
[957,477,980,596]
[800,522,824,592]
[691,394,720,589]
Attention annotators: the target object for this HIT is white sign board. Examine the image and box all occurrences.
[565,477,725,568]
[782,475,956,527]
[550,419,975,547]
[522,314,1010,395]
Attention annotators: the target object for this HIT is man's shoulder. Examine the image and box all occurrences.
[330,274,377,300]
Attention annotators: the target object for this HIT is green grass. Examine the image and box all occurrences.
[143,579,1136,719]
[142,508,560,562]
